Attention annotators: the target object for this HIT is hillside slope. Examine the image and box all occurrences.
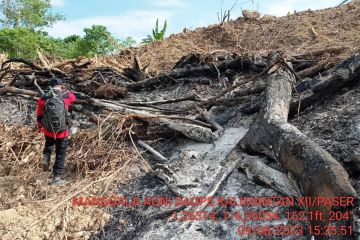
[116,1,360,73]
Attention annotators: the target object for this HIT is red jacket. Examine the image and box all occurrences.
[37,90,76,138]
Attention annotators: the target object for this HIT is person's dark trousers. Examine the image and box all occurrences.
[43,136,68,177]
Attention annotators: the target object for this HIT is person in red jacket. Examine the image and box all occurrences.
[37,77,76,184]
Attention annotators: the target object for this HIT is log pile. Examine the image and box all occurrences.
[1,47,359,239]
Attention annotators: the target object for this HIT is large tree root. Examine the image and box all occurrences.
[239,53,358,239]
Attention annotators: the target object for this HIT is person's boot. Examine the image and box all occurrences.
[42,155,51,171]
[51,176,66,185]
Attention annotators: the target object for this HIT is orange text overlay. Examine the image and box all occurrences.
[236,225,353,237]
[170,210,353,222]
[72,196,355,208]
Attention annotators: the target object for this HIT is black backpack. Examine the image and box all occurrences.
[41,90,68,133]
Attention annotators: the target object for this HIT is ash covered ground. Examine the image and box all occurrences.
[1,2,360,240]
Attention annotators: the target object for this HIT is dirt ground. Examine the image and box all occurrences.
[114,1,360,74]
[0,96,147,239]
[1,1,360,240]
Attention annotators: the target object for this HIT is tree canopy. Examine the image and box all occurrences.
[0,0,64,29]
[75,25,117,57]
[0,0,139,60]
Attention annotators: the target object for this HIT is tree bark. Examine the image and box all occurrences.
[239,55,357,239]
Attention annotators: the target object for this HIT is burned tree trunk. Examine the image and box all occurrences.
[239,54,357,239]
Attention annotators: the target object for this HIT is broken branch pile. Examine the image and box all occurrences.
[1,47,359,238]
[0,121,140,208]
[0,48,348,142]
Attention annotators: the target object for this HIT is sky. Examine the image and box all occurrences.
[47,0,342,42]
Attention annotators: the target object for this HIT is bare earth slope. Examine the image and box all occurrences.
[116,1,360,73]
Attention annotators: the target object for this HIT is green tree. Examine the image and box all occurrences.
[75,25,117,57]
[0,28,70,59]
[0,28,41,58]
[63,34,81,44]
[0,3,137,60]
[0,0,64,29]
[39,33,77,59]
[118,36,137,49]
[142,18,167,44]
[60,34,82,58]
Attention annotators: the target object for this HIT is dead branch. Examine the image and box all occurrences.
[37,49,51,71]
[33,78,45,96]
[155,170,184,197]
[138,140,168,162]
[297,59,335,79]
[293,46,349,59]
[237,153,298,197]
[177,157,242,237]
[148,205,187,220]
[201,109,224,139]
[2,58,43,71]
[120,95,200,107]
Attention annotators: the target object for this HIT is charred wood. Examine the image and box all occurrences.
[239,53,357,238]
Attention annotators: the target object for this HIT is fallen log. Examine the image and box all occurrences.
[51,58,91,69]
[289,54,360,116]
[0,86,216,143]
[0,85,40,97]
[237,153,298,197]
[124,56,262,91]
[297,58,335,79]
[1,58,67,77]
[241,54,360,116]
[195,64,272,110]
[1,58,43,71]
[173,53,202,69]
[239,53,357,238]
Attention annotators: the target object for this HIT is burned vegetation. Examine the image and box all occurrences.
[1,2,360,240]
